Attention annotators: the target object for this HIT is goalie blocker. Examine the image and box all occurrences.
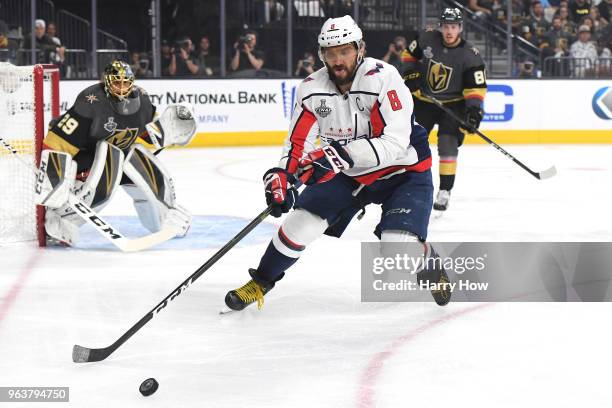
[37,141,191,247]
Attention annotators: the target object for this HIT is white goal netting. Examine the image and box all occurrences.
[0,62,58,245]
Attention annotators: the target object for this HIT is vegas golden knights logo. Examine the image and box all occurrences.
[105,128,140,149]
[427,59,454,93]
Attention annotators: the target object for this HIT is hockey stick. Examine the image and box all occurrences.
[424,94,557,180]
[72,178,304,363]
[0,136,181,252]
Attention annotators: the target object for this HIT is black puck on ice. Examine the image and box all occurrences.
[139,378,159,396]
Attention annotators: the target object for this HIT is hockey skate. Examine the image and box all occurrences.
[417,247,452,306]
[433,190,451,211]
[224,269,275,311]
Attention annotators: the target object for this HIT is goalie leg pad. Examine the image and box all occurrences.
[35,150,77,209]
[123,144,191,236]
[44,208,81,246]
[73,141,125,209]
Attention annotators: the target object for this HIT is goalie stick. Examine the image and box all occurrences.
[425,94,557,180]
[72,177,305,363]
[0,136,181,252]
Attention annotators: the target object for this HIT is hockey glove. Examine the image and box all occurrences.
[462,105,484,133]
[263,168,297,218]
[403,70,421,92]
[298,141,354,185]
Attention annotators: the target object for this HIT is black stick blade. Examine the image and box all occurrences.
[72,344,110,363]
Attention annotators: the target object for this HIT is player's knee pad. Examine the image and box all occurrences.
[271,209,328,258]
[122,144,191,236]
[437,133,460,157]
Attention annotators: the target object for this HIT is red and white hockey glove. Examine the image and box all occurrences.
[263,168,297,218]
[298,141,354,185]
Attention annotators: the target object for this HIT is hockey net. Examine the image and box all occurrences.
[0,63,59,246]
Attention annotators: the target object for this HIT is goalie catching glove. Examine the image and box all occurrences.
[146,104,197,150]
[35,150,77,209]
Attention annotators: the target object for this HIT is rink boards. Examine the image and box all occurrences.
[58,79,611,146]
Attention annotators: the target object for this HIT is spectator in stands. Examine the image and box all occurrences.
[570,0,592,23]
[597,0,610,22]
[169,36,199,77]
[161,39,172,77]
[294,51,316,77]
[130,51,153,78]
[596,37,611,76]
[517,58,537,77]
[525,1,550,36]
[468,0,494,20]
[382,36,407,71]
[543,15,572,56]
[230,30,265,72]
[23,19,62,65]
[589,7,608,34]
[558,6,577,35]
[195,36,219,77]
[46,22,65,69]
[570,24,598,76]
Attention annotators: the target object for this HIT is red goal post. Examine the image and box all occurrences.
[0,63,60,247]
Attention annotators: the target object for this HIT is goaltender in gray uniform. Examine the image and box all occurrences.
[37,60,195,247]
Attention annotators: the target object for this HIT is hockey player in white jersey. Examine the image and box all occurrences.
[224,16,451,310]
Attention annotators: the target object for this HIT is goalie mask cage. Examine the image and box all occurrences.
[0,63,60,247]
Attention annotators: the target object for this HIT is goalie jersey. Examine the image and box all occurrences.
[281,57,431,186]
[42,83,156,172]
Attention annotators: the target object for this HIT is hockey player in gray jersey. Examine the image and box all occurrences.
[36,60,196,247]
[401,8,487,212]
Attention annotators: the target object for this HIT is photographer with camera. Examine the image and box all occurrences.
[168,36,199,77]
[294,51,316,77]
[130,51,153,78]
[382,36,407,71]
[196,36,219,77]
[230,30,265,73]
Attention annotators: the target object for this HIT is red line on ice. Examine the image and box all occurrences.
[355,303,493,408]
[0,253,39,326]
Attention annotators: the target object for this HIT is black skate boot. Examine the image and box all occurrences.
[417,247,452,306]
[433,189,451,211]
[225,269,275,311]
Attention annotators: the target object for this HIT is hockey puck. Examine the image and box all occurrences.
[139,378,159,396]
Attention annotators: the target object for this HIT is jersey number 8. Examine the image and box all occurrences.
[57,114,79,135]
[474,70,486,85]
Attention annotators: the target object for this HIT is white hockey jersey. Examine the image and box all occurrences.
[280,57,431,185]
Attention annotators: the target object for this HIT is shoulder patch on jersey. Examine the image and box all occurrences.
[365,63,384,76]
[471,46,480,55]
[84,94,99,104]
[303,76,314,83]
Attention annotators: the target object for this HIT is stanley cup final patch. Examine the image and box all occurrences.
[315,99,332,118]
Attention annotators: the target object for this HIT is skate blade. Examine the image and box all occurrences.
[219,306,237,315]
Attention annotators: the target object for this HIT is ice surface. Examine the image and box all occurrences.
[1,145,611,407]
